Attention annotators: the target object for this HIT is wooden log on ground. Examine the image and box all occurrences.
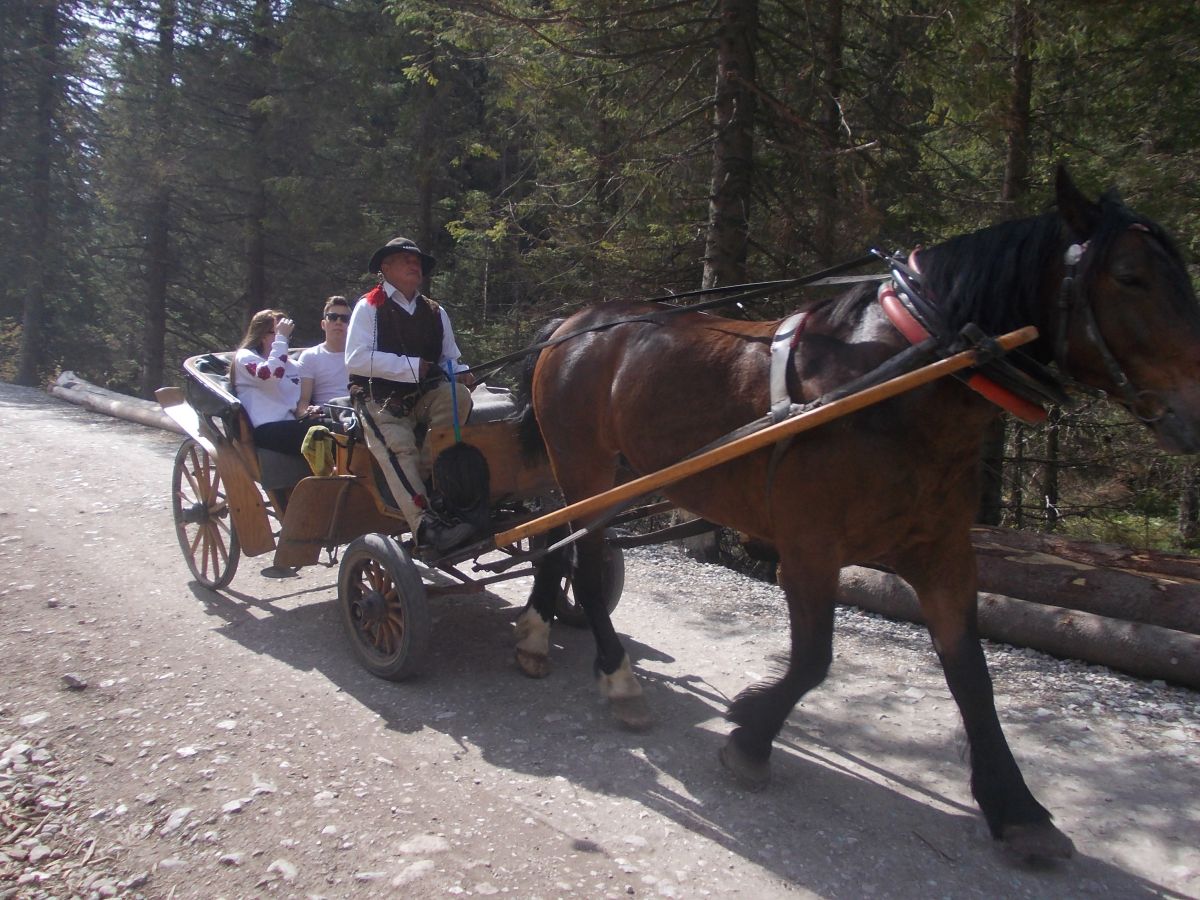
[972,525,1200,583]
[838,565,1200,690]
[972,534,1200,636]
[50,372,183,435]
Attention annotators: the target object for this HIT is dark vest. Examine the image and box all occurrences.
[349,292,444,398]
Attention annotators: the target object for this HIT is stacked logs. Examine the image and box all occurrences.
[838,526,1200,689]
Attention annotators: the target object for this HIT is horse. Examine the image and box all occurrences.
[512,167,1200,863]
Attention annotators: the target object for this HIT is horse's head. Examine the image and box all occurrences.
[1056,167,1200,453]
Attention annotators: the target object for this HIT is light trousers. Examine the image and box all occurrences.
[362,382,473,534]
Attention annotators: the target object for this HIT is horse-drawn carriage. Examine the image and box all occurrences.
[156,351,625,680]
[158,170,1200,863]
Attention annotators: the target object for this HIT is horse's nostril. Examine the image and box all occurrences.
[1131,390,1168,424]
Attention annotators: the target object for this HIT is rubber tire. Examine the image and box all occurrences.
[552,539,625,629]
[172,438,240,590]
[338,534,431,681]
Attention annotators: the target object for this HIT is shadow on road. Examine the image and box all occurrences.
[189,573,1185,900]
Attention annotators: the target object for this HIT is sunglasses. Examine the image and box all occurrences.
[324,312,351,323]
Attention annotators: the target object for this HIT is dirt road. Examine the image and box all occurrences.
[0,381,1197,898]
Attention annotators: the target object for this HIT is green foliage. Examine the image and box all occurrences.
[5,0,1200,549]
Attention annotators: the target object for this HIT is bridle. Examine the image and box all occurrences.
[1053,223,1173,426]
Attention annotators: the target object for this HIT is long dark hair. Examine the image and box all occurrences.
[238,308,286,354]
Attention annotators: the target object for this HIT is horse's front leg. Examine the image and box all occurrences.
[896,536,1074,863]
[721,550,838,789]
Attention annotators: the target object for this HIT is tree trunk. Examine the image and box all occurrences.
[242,0,272,322]
[813,0,843,265]
[978,0,1033,521]
[1041,405,1060,530]
[415,68,438,293]
[977,417,1006,525]
[1001,0,1033,209]
[1179,460,1200,549]
[139,0,177,399]
[1012,422,1025,528]
[15,0,59,386]
[701,0,758,290]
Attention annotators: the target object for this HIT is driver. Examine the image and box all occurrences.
[345,237,477,554]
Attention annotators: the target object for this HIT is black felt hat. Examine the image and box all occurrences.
[368,236,436,275]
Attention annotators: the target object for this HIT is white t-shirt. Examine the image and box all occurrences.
[296,343,349,405]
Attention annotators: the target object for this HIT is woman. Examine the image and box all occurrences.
[234,309,323,455]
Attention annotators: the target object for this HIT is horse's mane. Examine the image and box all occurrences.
[804,193,1189,362]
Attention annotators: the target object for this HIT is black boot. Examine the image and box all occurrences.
[416,515,475,554]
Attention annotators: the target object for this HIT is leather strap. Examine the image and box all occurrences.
[769,313,807,422]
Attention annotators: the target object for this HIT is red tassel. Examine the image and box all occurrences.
[366,285,387,308]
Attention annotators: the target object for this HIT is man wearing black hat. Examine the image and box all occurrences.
[346,237,477,553]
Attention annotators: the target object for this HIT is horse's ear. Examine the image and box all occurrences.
[1055,164,1101,240]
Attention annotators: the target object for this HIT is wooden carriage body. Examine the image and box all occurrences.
[157,351,556,574]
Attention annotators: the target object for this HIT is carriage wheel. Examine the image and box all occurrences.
[171,438,241,590]
[541,536,625,629]
[338,534,431,681]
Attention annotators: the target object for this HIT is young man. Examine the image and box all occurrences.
[295,295,351,414]
[345,237,477,554]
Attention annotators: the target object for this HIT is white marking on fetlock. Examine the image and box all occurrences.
[597,655,642,701]
[514,608,550,658]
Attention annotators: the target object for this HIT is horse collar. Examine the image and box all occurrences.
[879,274,1048,424]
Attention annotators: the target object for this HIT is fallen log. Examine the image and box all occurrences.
[972,539,1200,636]
[838,566,1200,690]
[972,525,1200,583]
[50,372,183,435]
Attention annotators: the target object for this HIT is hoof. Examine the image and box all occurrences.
[719,738,770,791]
[609,694,653,732]
[515,648,550,679]
[1000,821,1075,865]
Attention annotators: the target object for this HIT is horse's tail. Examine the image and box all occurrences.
[516,317,565,462]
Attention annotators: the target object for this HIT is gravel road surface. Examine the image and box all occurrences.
[0,381,1197,898]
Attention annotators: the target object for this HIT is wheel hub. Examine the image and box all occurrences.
[180,501,208,525]
[357,588,388,626]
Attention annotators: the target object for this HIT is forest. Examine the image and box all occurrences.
[2,0,1200,549]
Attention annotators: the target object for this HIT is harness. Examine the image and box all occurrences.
[878,255,1049,424]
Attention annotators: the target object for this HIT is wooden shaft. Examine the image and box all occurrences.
[493,326,1038,548]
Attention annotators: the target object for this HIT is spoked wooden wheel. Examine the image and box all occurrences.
[171,438,240,589]
[531,533,625,628]
[338,534,431,681]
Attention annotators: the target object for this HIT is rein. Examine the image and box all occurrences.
[463,253,880,382]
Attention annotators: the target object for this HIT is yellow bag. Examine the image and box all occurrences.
[301,425,335,476]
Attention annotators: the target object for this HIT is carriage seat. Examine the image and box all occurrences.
[468,384,519,424]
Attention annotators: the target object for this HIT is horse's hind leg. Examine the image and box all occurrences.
[515,526,570,679]
[897,537,1074,863]
[722,551,838,789]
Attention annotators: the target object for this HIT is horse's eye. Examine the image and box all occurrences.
[1112,267,1147,289]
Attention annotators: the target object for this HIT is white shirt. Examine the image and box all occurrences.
[233,337,302,427]
[296,343,349,404]
[345,280,468,383]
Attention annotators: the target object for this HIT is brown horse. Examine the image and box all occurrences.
[514,168,1200,862]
